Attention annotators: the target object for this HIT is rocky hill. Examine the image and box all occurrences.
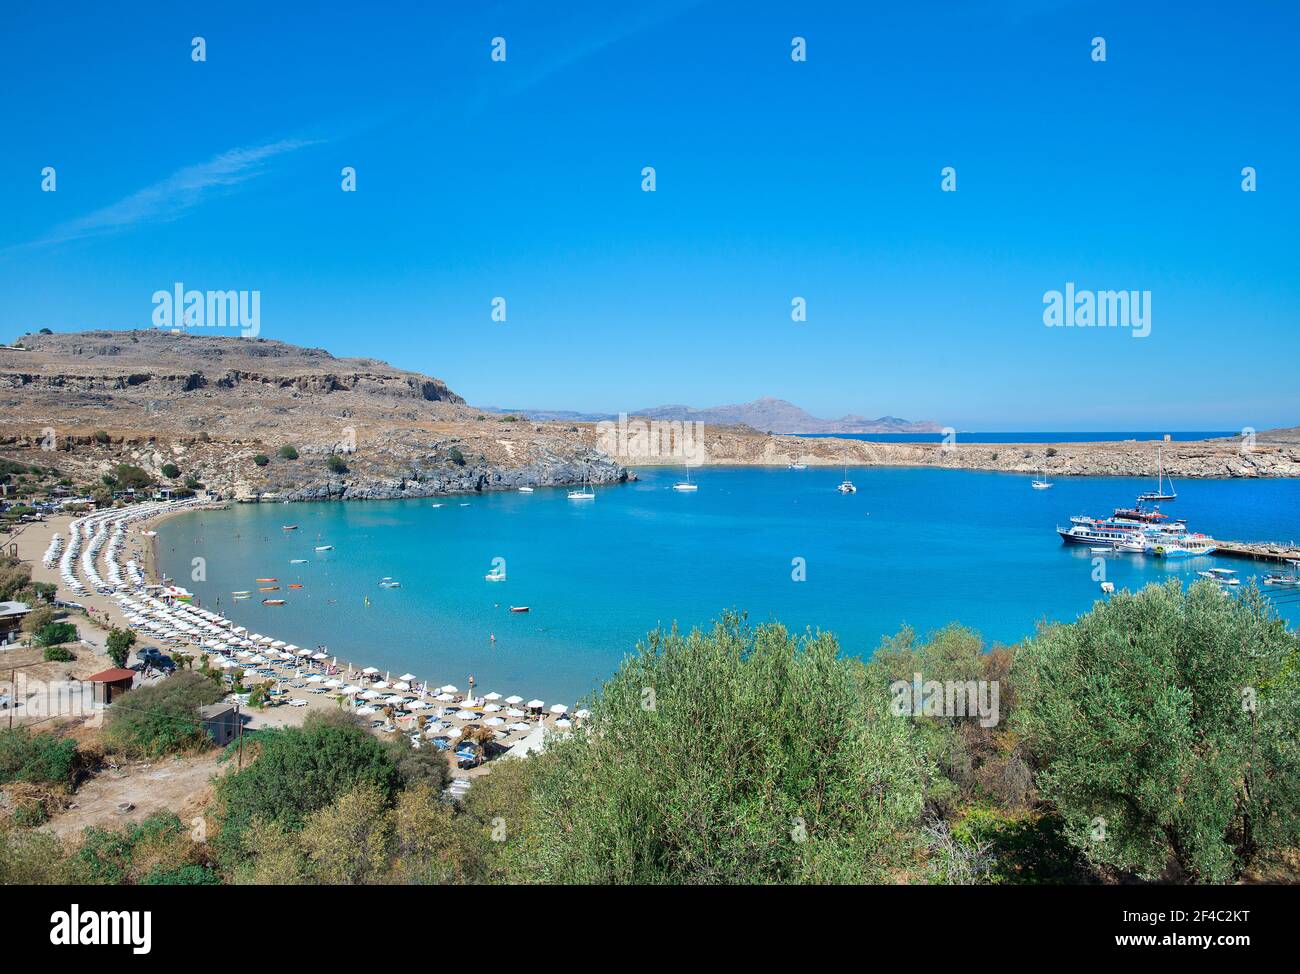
[0,330,628,500]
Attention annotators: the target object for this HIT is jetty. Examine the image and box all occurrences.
[1210,540,1300,564]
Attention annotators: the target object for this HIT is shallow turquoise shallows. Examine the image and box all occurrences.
[158,467,1300,705]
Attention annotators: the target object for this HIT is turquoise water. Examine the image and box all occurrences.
[157,467,1300,705]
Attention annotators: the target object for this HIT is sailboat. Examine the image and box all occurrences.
[837,465,856,494]
[1138,446,1177,502]
[1031,468,1053,490]
[672,467,698,491]
[567,471,595,500]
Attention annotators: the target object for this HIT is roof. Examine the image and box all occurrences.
[198,704,236,718]
[85,668,137,684]
[0,601,32,617]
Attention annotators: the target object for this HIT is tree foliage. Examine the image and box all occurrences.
[104,671,224,758]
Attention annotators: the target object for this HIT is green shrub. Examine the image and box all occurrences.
[277,445,299,460]
[447,447,465,466]
[42,645,74,662]
[326,455,348,474]
[13,800,49,828]
[35,621,77,647]
[112,463,153,489]
[104,671,224,757]
[0,729,81,790]
[160,462,181,479]
[252,454,269,467]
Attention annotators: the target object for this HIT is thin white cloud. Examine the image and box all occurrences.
[15,137,318,252]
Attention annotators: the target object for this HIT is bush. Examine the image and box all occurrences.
[277,445,299,460]
[1015,580,1300,882]
[13,800,49,828]
[447,447,465,466]
[104,671,224,757]
[42,645,74,662]
[252,454,269,467]
[93,430,110,444]
[160,462,181,479]
[35,621,77,647]
[113,463,153,489]
[65,813,210,885]
[212,711,401,867]
[518,615,929,883]
[326,455,348,474]
[0,729,81,790]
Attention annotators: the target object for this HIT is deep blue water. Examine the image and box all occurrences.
[796,431,1236,443]
[157,467,1300,706]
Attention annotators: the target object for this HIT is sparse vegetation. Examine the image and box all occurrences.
[277,445,299,460]
[326,455,348,474]
[253,454,270,467]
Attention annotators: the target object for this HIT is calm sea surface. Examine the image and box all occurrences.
[158,467,1300,705]
[797,431,1236,443]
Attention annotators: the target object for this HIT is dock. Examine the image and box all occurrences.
[1211,541,1300,564]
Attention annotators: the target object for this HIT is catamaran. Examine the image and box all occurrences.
[1031,468,1052,490]
[672,467,698,491]
[837,466,856,494]
[1138,446,1177,502]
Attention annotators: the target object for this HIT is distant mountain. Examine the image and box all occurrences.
[482,397,941,434]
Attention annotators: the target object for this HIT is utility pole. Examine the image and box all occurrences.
[236,702,243,769]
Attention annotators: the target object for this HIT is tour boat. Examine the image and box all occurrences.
[837,466,856,494]
[262,598,287,605]
[672,468,698,491]
[1138,446,1177,503]
[1058,520,1144,547]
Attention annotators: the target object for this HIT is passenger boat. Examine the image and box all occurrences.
[1057,519,1143,548]
[262,598,287,605]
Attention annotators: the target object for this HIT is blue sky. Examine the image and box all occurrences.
[2,0,1297,430]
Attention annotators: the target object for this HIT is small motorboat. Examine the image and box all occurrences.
[315,545,334,551]
[485,570,507,582]
[518,487,534,493]
[288,583,304,589]
[509,605,530,613]
[788,462,807,470]
[379,580,401,588]
[233,594,251,600]
[1089,547,1112,554]
[262,599,286,606]
[231,590,251,596]
[258,585,280,592]
[256,577,278,583]
[1198,568,1240,587]
[282,525,298,531]
[1264,571,1300,587]
[290,558,307,564]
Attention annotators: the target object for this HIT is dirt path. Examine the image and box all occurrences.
[42,750,228,840]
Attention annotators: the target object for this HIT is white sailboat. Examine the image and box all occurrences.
[837,465,856,494]
[1031,468,1053,490]
[672,467,698,491]
[567,471,595,500]
[1139,446,1177,502]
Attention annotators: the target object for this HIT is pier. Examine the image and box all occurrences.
[1211,540,1300,564]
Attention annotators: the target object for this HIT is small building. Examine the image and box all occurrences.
[0,601,31,645]
[85,667,137,705]
[198,703,238,747]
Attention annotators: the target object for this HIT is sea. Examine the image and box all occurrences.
[157,464,1300,706]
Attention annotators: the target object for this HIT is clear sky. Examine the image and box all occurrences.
[2,0,1297,430]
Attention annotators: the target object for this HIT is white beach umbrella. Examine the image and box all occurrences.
[574,709,591,720]
[361,689,382,700]
[526,699,544,710]
[440,685,458,694]
[312,652,328,661]
[454,710,477,720]
[445,727,462,739]
[398,673,417,682]
[506,708,525,718]
[393,681,411,691]
[555,718,573,729]
[363,666,380,675]
[405,700,428,710]
[435,692,454,702]
[356,706,377,716]
[384,695,406,705]
[483,691,502,701]
[549,703,568,715]
[325,679,344,688]
[343,685,364,695]
[504,695,523,705]
[307,674,325,683]
[297,648,313,657]
[484,716,505,727]
[484,704,501,713]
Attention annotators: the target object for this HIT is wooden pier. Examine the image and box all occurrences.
[1211,541,1300,564]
